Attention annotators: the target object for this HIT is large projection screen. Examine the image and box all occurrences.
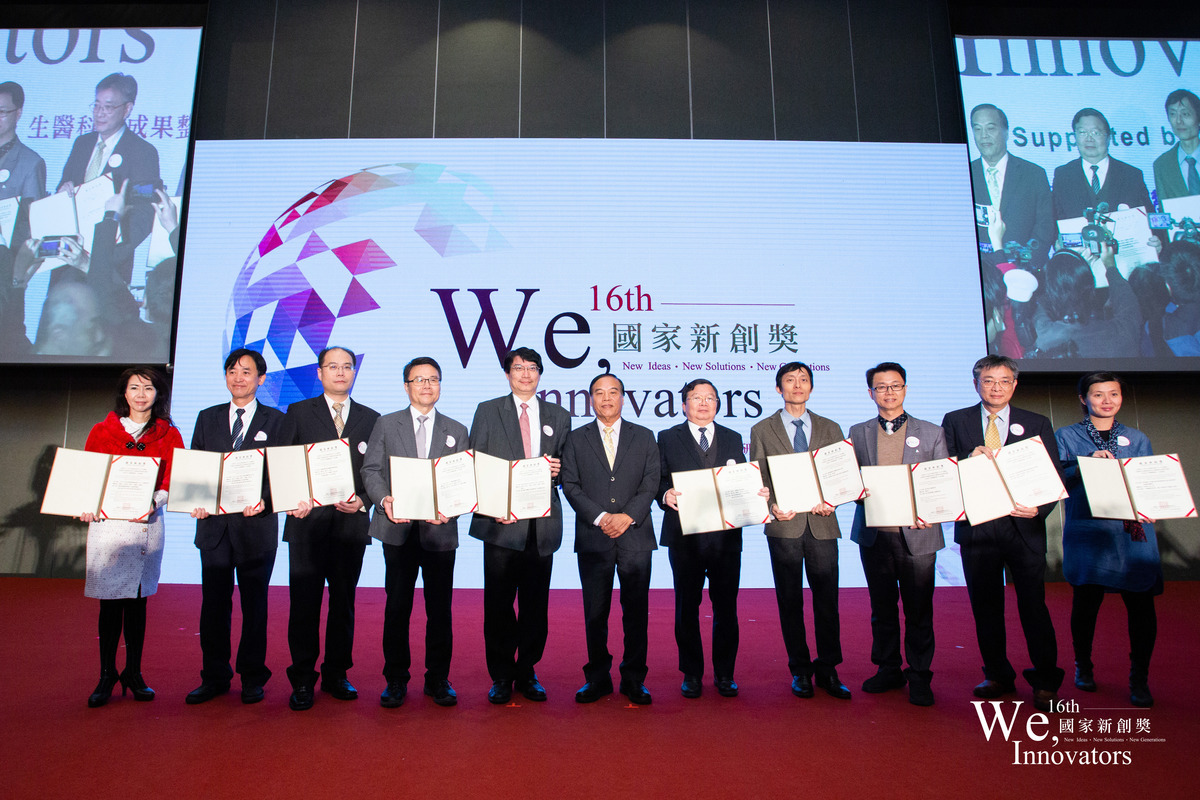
[167,138,986,589]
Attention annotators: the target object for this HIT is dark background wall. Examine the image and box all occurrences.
[2,0,1196,579]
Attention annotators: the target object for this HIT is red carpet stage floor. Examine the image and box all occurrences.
[2,578,1197,799]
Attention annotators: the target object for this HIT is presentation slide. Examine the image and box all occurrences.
[957,36,1200,367]
[0,27,201,363]
[167,138,985,589]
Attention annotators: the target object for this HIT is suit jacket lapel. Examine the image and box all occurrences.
[862,421,879,465]
[428,412,449,459]
[501,395,526,458]
[771,411,795,454]
[583,423,609,472]
[240,406,269,450]
[309,396,339,439]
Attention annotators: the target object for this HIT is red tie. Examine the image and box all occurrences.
[519,403,532,458]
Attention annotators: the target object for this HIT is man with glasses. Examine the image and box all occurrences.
[57,73,160,284]
[360,357,468,708]
[848,362,947,706]
[280,346,380,711]
[750,362,850,701]
[1052,107,1151,221]
[941,355,1064,713]
[0,81,46,202]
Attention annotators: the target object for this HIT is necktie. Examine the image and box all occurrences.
[603,426,616,469]
[1090,164,1100,195]
[416,415,429,459]
[519,403,532,458]
[792,419,808,452]
[986,166,1000,204]
[84,139,106,182]
[698,426,710,453]
[1187,156,1200,196]
[231,407,245,450]
[984,413,1002,450]
[333,402,345,436]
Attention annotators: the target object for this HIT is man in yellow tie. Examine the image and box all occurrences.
[560,373,660,705]
[941,355,1064,713]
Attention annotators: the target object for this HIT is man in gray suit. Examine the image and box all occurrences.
[848,362,947,707]
[469,346,571,704]
[0,81,46,202]
[561,372,659,705]
[750,361,849,700]
[361,357,468,709]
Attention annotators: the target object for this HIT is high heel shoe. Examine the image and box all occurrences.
[88,671,120,708]
[119,671,156,702]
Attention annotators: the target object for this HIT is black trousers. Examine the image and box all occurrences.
[859,532,935,682]
[577,547,652,685]
[482,539,553,684]
[286,537,366,688]
[960,524,1064,691]
[198,539,275,687]
[382,537,456,686]
[668,542,740,680]
[1071,583,1157,681]
[767,534,842,678]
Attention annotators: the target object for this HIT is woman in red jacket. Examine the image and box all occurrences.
[80,367,183,707]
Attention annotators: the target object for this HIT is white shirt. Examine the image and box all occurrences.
[323,394,352,430]
[1081,155,1110,190]
[980,404,1011,445]
[410,407,437,456]
[229,399,258,441]
[512,395,541,456]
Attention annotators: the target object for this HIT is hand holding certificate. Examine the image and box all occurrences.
[765,440,863,515]
[265,439,356,512]
[1078,454,1197,521]
[389,450,479,521]
[958,436,1065,525]
[41,447,159,521]
[673,462,769,535]
[166,448,264,515]
[474,451,552,521]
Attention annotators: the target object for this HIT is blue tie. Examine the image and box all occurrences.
[792,419,808,452]
[232,407,245,450]
[698,427,710,452]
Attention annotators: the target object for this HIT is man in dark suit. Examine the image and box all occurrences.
[1153,89,1200,201]
[941,354,1064,713]
[360,356,468,708]
[750,362,850,700]
[56,72,160,284]
[469,346,571,704]
[280,346,379,711]
[184,348,283,705]
[1052,108,1151,221]
[848,362,947,707]
[969,103,1056,268]
[561,372,659,705]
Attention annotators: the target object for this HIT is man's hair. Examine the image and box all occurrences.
[404,356,442,382]
[1072,107,1110,135]
[972,354,1019,382]
[590,372,624,393]
[1165,89,1200,118]
[96,73,137,104]
[0,81,24,108]
[503,347,543,373]
[1157,239,1200,304]
[680,378,717,404]
[970,103,1008,130]
[865,362,906,387]
[318,346,357,368]
[224,348,267,375]
[775,361,813,389]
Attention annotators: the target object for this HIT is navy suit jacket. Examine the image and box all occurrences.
[279,395,379,547]
[561,419,660,554]
[191,401,284,557]
[940,403,1061,554]
[971,153,1056,266]
[1052,156,1151,220]
[656,421,746,551]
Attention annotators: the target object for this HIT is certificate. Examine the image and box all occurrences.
[812,440,865,506]
[1107,207,1156,279]
[219,449,265,512]
[266,445,313,512]
[433,451,478,518]
[911,458,965,524]
[307,439,356,506]
[166,448,222,514]
[0,196,17,246]
[28,175,115,262]
[1076,456,1136,520]
[713,462,770,529]
[390,456,437,520]
[992,436,1067,508]
[861,464,917,528]
[41,447,112,517]
[672,468,725,536]
[72,176,116,254]
[471,452,552,520]
[473,451,512,519]
[957,454,1015,526]
[99,454,160,521]
[765,452,823,514]
[1083,454,1199,521]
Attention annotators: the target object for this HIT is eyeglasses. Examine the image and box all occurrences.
[509,365,539,374]
[406,376,440,385]
[91,101,129,113]
[1074,129,1107,141]
[979,378,1014,388]
[870,384,906,394]
[320,363,355,373]
[690,396,718,405]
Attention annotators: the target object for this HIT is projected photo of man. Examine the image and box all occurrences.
[1153,89,1200,201]
[1052,108,1151,221]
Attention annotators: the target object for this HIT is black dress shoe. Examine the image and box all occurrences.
[715,677,739,698]
[289,685,314,711]
[861,670,907,694]
[517,677,547,702]
[1130,682,1154,708]
[791,674,814,698]
[1074,666,1097,692]
[88,671,120,708]
[972,679,1016,699]
[321,677,358,701]
[186,681,230,705]
[120,671,155,702]
[815,672,851,699]
[241,684,265,705]
[680,675,702,699]
[424,679,457,707]
[380,682,408,708]
[575,680,614,703]
[908,680,935,707]
[1033,689,1057,713]
[619,681,652,705]
[488,680,513,704]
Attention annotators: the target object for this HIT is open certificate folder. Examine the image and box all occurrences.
[1077,454,1197,521]
[166,448,264,514]
[40,447,158,521]
[389,450,478,520]
[672,462,770,535]
[265,440,356,512]
[958,436,1067,525]
[28,175,115,261]
[765,440,865,512]
[474,452,552,521]
[860,459,965,528]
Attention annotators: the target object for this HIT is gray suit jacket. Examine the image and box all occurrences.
[750,409,844,540]
[0,139,47,201]
[1153,143,1195,201]
[467,393,571,556]
[848,416,947,555]
[361,407,469,550]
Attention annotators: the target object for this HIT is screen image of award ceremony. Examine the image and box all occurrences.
[2,3,1198,799]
